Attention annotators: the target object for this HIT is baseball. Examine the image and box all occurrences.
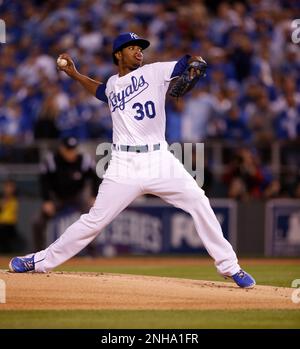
[57,57,68,67]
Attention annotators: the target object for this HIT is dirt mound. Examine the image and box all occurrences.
[0,270,298,310]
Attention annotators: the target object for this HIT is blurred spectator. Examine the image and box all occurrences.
[294,181,300,199]
[229,31,253,82]
[32,137,100,250]
[34,94,60,139]
[165,98,184,144]
[247,90,275,144]
[273,91,300,140]
[222,105,251,143]
[0,180,20,253]
[251,43,273,87]
[0,99,25,144]
[78,21,103,54]
[263,178,282,199]
[181,87,221,142]
[223,148,265,200]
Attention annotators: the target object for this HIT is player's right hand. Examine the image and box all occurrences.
[57,53,78,77]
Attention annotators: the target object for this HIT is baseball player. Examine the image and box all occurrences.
[9,32,255,288]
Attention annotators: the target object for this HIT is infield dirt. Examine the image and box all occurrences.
[0,267,298,310]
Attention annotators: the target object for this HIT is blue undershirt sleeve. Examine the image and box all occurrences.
[95,83,108,103]
[170,54,191,78]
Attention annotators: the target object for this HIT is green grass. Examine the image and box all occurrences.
[0,310,299,329]
[57,263,300,288]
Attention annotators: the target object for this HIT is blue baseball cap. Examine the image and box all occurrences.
[112,32,150,65]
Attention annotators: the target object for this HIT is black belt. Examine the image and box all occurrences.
[112,143,161,152]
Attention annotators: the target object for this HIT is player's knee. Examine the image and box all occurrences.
[181,190,207,213]
[186,188,205,203]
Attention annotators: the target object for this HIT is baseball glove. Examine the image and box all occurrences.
[169,57,207,98]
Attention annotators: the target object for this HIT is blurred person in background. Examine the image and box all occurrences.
[181,86,221,142]
[222,104,251,143]
[34,94,60,140]
[223,148,265,200]
[0,180,20,253]
[247,89,275,145]
[32,136,99,250]
[273,76,300,140]
[165,98,184,143]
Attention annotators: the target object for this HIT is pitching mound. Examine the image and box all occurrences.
[0,270,298,310]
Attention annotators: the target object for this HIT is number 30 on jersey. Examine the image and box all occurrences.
[132,100,156,120]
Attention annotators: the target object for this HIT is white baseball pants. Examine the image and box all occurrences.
[34,147,240,275]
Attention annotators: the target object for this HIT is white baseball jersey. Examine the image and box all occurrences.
[96,62,177,145]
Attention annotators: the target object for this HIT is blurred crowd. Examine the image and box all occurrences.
[0,0,300,199]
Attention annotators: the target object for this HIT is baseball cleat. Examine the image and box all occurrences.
[226,269,256,288]
[9,255,35,273]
